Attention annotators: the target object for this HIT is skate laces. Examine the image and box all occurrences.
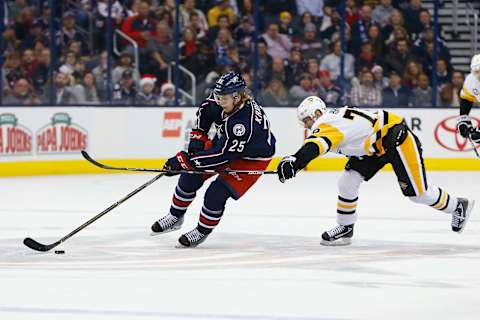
[185,229,205,243]
[328,225,346,237]
[158,214,178,229]
[453,202,465,227]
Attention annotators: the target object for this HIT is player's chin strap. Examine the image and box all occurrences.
[81,151,277,175]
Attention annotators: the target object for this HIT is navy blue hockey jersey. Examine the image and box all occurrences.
[189,94,276,169]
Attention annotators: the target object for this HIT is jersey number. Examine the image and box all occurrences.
[343,108,376,126]
[229,140,246,152]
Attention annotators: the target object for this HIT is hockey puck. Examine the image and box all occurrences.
[54,250,65,254]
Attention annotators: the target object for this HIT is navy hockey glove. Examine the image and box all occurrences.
[188,129,210,154]
[277,156,297,183]
[457,115,473,138]
[164,151,195,176]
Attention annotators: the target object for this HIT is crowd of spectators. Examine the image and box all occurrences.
[0,0,466,107]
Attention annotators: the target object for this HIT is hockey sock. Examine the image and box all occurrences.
[409,185,457,214]
[336,170,362,225]
[170,174,205,218]
[197,180,231,234]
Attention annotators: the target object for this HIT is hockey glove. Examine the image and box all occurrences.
[188,129,211,154]
[164,151,195,176]
[277,156,298,183]
[457,115,473,138]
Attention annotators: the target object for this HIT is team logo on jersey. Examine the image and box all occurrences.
[0,113,33,156]
[36,113,88,154]
[233,124,246,137]
[162,112,183,138]
[434,115,480,152]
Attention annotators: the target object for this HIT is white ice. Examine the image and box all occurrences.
[1,171,480,320]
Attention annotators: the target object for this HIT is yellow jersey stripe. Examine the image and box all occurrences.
[460,85,477,102]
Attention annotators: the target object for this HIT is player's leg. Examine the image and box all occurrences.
[178,159,270,247]
[151,173,209,234]
[321,155,387,246]
[387,125,475,233]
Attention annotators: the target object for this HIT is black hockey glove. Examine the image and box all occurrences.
[470,127,480,144]
[164,151,195,176]
[277,156,298,183]
[457,115,473,138]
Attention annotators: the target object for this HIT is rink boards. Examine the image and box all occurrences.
[0,107,479,176]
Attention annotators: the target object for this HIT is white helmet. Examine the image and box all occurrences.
[297,96,327,124]
[471,54,480,72]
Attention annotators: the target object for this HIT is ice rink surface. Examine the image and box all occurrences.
[1,171,480,320]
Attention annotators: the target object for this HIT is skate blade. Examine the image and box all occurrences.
[455,199,475,234]
[150,225,182,236]
[321,238,352,246]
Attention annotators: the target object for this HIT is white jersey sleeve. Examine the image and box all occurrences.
[460,73,480,103]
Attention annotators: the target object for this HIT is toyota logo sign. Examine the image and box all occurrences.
[434,116,480,152]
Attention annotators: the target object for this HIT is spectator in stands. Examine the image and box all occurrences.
[59,51,78,76]
[412,73,432,106]
[354,42,380,74]
[207,14,230,43]
[368,25,384,58]
[262,23,293,60]
[21,49,38,82]
[384,39,414,75]
[297,23,328,61]
[402,0,424,37]
[179,27,200,72]
[318,70,342,106]
[262,0,297,28]
[31,48,51,96]
[381,9,404,45]
[450,70,465,107]
[269,58,292,88]
[297,11,316,34]
[435,58,452,87]
[234,16,255,56]
[214,29,235,65]
[8,0,28,19]
[61,11,88,55]
[94,0,124,51]
[260,77,290,106]
[2,25,19,53]
[350,70,382,107]
[382,71,412,107]
[71,72,100,105]
[345,0,360,26]
[286,47,306,85]
[296,0,324,19]
[113,69,137,105]
[193,40,216,81]
[289,74,318,104]
[256,38,272,89]
[3,52,25,94]
[372,0,395,28]
[207,0,236,27]
[121,0,157,49]
[403,61,423,89]
[385,26,409,50]
[14,7,35,40]
[46,72,77,104]
[372,65,388,90]
[351,5,376,54]
[180,0,209,33]
[187,12,208,40]
[147,21,175,81]
[112,52,140,85]
[20,20,47,51]
[136,75,158,105]
[3,78,41,105]
[92,51,108,101]
[417,9,434,39]
[320,40,355,81]
[278,11,295,38]
[439,84,454,107]
[158,82,177,106]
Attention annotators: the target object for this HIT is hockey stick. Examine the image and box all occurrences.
[23,173,165,252]
[468,136,480,158]
[81,150,277,175]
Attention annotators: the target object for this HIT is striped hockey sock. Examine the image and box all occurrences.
[337,195,358,226]
[170,186,196,217]
[197,205,224,234]
[430,187,457,214]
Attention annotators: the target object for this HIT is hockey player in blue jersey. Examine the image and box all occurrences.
[151,71,276,247]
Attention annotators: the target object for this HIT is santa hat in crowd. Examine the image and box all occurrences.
[161,82,175,95]
[140,74,157,87]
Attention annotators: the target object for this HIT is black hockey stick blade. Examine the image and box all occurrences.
[23,237,60,252]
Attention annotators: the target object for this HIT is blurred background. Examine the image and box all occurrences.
[1,0,479,108]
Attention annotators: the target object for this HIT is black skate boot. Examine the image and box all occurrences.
[151,213,184,235]
[452,198,475,233]
[178,228,209,247]
[321,224,354,246]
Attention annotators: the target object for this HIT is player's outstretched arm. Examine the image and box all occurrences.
[277,142,320,183]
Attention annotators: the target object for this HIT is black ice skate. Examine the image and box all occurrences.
[452,198,475,233]
[321,224,354,246]
[151,213,184,235]
[178,228,209,247]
